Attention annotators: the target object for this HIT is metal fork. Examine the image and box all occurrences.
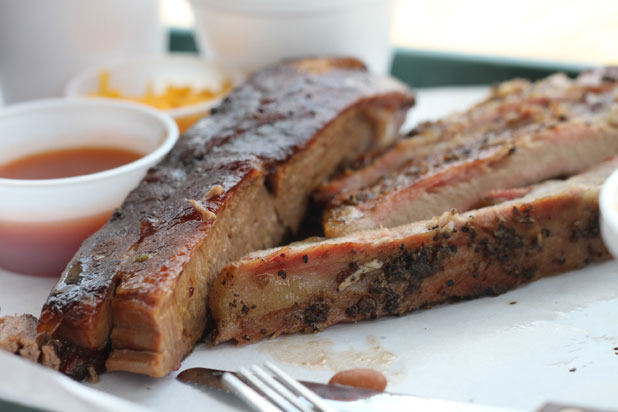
[221,361,338,412]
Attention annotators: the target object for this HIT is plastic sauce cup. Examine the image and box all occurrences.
[65,54,245,134]
[0,98,178,276]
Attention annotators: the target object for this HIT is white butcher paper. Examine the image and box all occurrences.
[1,87,618,412]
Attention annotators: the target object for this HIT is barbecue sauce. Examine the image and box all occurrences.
[0,147,142,179]
[0,146,143,276]
[0,212,111,277]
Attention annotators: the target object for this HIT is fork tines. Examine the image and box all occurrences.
[222,361,338,412]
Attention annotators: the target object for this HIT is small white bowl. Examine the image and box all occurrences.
[0,98,178,276]
[600,167,618,258]
[189,0,394,74]
[65,53,245,133]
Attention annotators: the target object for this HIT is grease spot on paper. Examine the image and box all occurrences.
[258,334,404,382]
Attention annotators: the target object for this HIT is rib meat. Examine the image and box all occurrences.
[1,315,43,363]
[210,157,616,345]
[0,315,107,380]
[320,67,618,237]
[37,58,414,377]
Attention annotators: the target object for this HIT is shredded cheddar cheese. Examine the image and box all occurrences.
[89,71,232,110]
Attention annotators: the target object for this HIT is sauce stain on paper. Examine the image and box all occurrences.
[258,335,404,381]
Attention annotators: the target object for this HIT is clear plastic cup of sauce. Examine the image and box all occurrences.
[0,98,178,276]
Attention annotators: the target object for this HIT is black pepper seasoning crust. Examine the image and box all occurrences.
[230,196,607,343]
[302,190,600,339]
[213,110,617,346]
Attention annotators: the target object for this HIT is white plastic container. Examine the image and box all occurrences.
[189,0,394,74]
[600,167,618,259]
[65,54,245,134]
[0,98,178,276]
[0,0,164,104]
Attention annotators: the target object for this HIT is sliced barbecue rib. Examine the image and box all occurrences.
[320,67,618,237]
[210,157,616,345]
[37,58,414,377]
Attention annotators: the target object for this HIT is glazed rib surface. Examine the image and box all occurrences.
[211,158,616,345]
[320,67,618,237]
[38,57,414,377]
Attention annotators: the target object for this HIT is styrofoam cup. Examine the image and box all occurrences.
[189,0,394,74]
[0,0,164,104]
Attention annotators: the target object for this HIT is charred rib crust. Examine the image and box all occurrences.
[38,57,414,377]
[211,159,615,345]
